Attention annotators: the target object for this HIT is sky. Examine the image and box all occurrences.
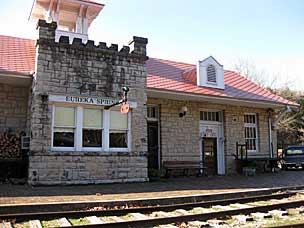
[1,0,304,90]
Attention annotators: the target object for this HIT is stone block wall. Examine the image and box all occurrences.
[0,83,29,134]
[147,98,277,174]
[29,20,148,185]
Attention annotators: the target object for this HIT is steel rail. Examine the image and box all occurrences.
[55,200,304,228]
[2,186,303,214]
[0,192,295,223]
[263,223,304,228]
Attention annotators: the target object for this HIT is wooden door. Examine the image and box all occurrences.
[148,122,159,171]
[203,138,217,175]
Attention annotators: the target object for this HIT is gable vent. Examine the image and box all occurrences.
[207,64,217,83]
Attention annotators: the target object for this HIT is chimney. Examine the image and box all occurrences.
[36,19,57,41]
[129,36,148,56]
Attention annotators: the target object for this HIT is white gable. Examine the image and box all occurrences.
[196,56,225,89]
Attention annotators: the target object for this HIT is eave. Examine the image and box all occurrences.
[147,87,298,109]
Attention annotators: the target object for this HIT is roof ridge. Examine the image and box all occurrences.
[149,57,195,67]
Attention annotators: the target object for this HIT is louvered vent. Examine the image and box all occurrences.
[207,65,217,83]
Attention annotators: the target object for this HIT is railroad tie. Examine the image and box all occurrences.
[268,210,288,219]
[174,209,191,216]
[269,199,286,204]
[207,219,225,226]
[211,205,234,211]
[86,216,106,224]
[0,222,12,228]
[231,215,253,224]
[129,213,151,220]
[287,208,301,215]
[158,225,179,228]
[29,220,43,228]
[151,211,173,218]
[58,218,72,227]
[187,221,211,227]
[229,203,253,209]
[250,212,272,220]
[192,207,213,214]
[107,216,125,222]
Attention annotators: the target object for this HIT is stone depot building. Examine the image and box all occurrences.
[0,0,298,185]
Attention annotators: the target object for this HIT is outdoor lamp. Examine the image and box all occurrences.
[179,106,188,117]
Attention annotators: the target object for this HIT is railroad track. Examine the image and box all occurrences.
[1,190,304,228]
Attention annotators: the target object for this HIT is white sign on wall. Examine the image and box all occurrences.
[49,94,137,108]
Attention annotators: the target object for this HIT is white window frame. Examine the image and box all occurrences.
[244,113,259,153]
[147,105,159,122]
[200,110,222,123]
[81,107,104,152]
[51,106,77,152]
[108,109,132,152]
[51,104,131,152]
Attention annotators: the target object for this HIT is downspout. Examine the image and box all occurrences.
[268,112,273,158]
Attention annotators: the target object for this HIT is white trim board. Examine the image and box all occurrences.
[49,94,137,108]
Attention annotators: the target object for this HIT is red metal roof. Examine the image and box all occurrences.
[0,35,297,106]
[0,35,35,74]
[146,58,298,106]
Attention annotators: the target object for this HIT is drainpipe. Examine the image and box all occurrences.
[268,113,273,158]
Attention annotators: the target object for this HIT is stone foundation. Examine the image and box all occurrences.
[29,153,147,185]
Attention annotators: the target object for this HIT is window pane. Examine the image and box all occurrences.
[110,132,128,148]
[83,129,102,147]
[83,109,103,128]
[110,110,128,129]
[53,128,74,147]
[55,107,75,126]
[216,112,219,121]
[208,112,212,121]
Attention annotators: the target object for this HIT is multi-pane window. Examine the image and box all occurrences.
[110,110,128,148]
[83,109,103,147]
[53,107,75,147]
[52,106,130,151]
[147,106,159,120]
[200,111,221,122]
[244,114,258,152]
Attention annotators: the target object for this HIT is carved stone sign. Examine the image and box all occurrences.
[49,94,137,108]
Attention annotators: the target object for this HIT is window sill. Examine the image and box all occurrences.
[206,81,217,85]
[50,148,131,154]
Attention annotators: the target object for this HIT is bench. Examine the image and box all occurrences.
[163,161,206,177]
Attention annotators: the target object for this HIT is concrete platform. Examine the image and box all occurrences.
[0,171,304,206]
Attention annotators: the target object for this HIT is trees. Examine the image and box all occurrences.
[271,88,304,147]
[232,58,304,147]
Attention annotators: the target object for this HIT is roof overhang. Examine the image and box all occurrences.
[0,70,32,87]
[147,88,296,109]
[29,0,104,27]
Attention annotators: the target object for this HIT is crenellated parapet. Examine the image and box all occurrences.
[30,19,149,185]
[36,20,148,62]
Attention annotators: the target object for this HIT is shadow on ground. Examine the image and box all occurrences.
[0,171,304,204]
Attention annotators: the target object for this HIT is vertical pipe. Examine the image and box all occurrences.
[269,115,273,158]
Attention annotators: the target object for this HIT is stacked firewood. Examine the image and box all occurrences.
[0,132,21,160]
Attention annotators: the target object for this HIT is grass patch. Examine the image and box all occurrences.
[14,222,30,228]
[41,220,60,227]
[69,218,89,226]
